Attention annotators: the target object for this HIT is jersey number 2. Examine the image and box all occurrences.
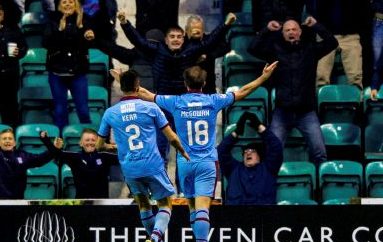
[126,124,143,150]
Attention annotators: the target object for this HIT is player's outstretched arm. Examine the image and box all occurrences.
[162,126,190,161]
[234,61,278,101]
[138,87,156,102]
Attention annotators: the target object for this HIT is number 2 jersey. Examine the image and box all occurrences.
[98,96,169,179]
[155,92,235,162]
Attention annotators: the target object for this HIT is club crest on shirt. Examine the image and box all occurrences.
[17,157,23,164]
[96,159,102,165]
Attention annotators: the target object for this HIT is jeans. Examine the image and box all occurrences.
[48,72,91,131]
[372,18,383,89]
[270,108,327,164]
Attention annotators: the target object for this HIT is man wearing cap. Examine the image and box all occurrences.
[217,111,283,205]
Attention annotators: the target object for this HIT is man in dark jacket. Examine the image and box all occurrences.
[0,3,27,128]
[45,128,119,199]
[218,111,283,205]
[0,129,57,199]
[248,17,338,165]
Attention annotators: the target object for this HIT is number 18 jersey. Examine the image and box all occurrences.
[98,97,169,178]
[155,92,234,163]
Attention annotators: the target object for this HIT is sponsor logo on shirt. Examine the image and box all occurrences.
[120,103,136,113]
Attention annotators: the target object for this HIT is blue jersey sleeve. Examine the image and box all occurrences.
[155,95,177,112]
[153,105,169,129]
[212,92,235,111]
[98,110,111,137]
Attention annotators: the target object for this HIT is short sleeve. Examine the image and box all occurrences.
[155,95,177,112]
[212,92,235,111]
[98,110,111,137]
[153,105,169,129]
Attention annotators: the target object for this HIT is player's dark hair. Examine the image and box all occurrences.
[120,70,139,92]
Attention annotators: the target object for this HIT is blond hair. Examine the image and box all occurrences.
[58,0,83,30]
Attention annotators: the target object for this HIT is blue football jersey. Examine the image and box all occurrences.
[98,97,169,178]
[156,92,235,162]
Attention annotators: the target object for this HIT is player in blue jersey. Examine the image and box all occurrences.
[97,70,189,242]
[138,62,278,241]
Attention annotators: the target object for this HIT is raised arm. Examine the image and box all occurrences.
[233,61,278,101]
[162,126,190,161]
[138,86,156,102]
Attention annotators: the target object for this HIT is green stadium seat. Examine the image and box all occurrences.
[16,124,59,154]
[319,160,363,203]
[62,124,99,152]
[0,124,11,132]
[363,86,383,125]
[317,85,361,124]
[61,164,76,199]
[26,0,44,12]
[22,73,49,87]
[322,198,350,205]
[19,48,47,73]
[21,12,48,34]
[88,48,109,87]
[284,128,310,162]
[278,199,318,205]
[320,123,361,161]
[241,0,252,13]
[23,110,54,124]
[277,161,316,202]
[24,161,58,199]
[68,86,108,111]
[364,124,383,161]
[225,86,268,126]
[366,161,383,198]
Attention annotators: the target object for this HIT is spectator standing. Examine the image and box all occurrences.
[43,0,94,132]
[371,0,383,100]
[185,14,230,94]
[217,112,283,205]
[97,70,189,242]
[248,17,338,165]
[315,0,370,89]
[116,11,236,167]
[138,63,277,241]
[0,3,27,128]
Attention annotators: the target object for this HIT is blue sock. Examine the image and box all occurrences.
[189,210,196,235]
[140,210,155,236]
[151,208,171,242]
[194,209,210,242]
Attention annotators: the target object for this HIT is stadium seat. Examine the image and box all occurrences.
[322,198,350,205]
[61,164,76,199]
[26,0,44,12]
[21,12,48,34]
[62,124,99,152]
[0,124,11,132]
[241,0,252,13]
[278,199,318,205]
[22,73,49,87]
[18,86,53,124]
[88,48,109,87]
[364,124,383,161]
[16,124,60,154]
[365,161,383,198]
[317,85,361,124]
[320,123,362,161]
[225,86,268,126]
[24,161,58,199]
[319,160,363,203]
[277,161,316,203]
[363,86,383,125]
[19,48,47,73]
[284,128,309,162]
[21,12,48,48]
[68,86,108,111]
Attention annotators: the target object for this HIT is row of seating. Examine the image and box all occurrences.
[19,48,110,88]
[276,160,383,205]
[223,84,383,128]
